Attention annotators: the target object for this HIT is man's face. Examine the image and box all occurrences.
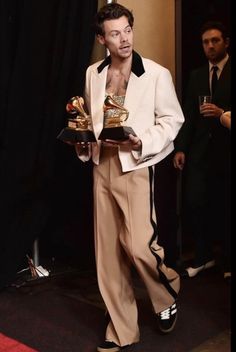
[97,15,133,59]
[202,29,229,64]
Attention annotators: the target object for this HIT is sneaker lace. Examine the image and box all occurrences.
[159,303,176,320]
[160,307,170,320]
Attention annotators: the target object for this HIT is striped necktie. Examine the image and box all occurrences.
[211,66,218,95]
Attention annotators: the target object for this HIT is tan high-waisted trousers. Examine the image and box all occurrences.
[93,146,180,347]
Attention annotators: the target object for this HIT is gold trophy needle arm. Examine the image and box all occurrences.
[104,95,128,113]
[69,96,88,117]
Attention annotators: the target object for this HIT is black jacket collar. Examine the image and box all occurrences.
[97,51,145,77]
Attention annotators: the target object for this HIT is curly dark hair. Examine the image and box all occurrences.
[200,21,229,41]
[93,2,134,36]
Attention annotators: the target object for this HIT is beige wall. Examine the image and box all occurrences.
[119,0,176,81]
[91,0,176,82]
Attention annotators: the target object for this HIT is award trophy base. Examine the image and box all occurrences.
[98,126,136,141]
[57,127,96,143]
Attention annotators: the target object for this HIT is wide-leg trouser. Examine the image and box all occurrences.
[93,147,180,347]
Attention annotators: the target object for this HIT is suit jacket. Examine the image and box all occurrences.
[174,58,231,168]
[81,51,184,172]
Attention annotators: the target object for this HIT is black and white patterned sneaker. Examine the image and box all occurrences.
[97,340,132,351]
[157,302,177,333]
[97,341,121,351]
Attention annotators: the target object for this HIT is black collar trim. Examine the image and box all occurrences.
[97,51,145,77]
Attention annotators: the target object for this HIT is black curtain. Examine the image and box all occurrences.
[0,0,98,288]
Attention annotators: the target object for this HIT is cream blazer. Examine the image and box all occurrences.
[78,52,184,172]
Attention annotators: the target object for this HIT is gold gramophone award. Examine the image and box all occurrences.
[98,95,136,141]
[57,96,96,143]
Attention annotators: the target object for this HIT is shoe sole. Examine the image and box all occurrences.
[204,260,215,269]
[97,346,120,352]
[97,343,132,351]
[186,265,204,277]
[185,260,216,278]
[158,313,177,334]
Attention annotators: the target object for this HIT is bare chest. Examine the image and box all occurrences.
[106,69,130,96]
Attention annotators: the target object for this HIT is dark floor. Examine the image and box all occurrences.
[0,258,231,352]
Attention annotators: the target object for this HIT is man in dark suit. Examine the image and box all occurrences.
[173,21,231,280]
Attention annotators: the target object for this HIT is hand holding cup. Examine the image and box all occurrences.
[199,95,212,116]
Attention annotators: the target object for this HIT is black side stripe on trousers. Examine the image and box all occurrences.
[148,166,178,301]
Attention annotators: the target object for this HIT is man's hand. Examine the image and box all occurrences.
[220,111,231,130]
[173,151,185,170]
[104,134,142,151]
[64,140,90,151]
[128,134,142,151]
[200,103,224,118]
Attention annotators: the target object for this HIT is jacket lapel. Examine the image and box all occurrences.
[124,72,149,124]
[90,66,108,138]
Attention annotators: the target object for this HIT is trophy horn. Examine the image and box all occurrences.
[66,96,88,117]
[104,95,128,112]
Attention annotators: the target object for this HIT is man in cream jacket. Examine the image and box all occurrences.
[74,3,184,352]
